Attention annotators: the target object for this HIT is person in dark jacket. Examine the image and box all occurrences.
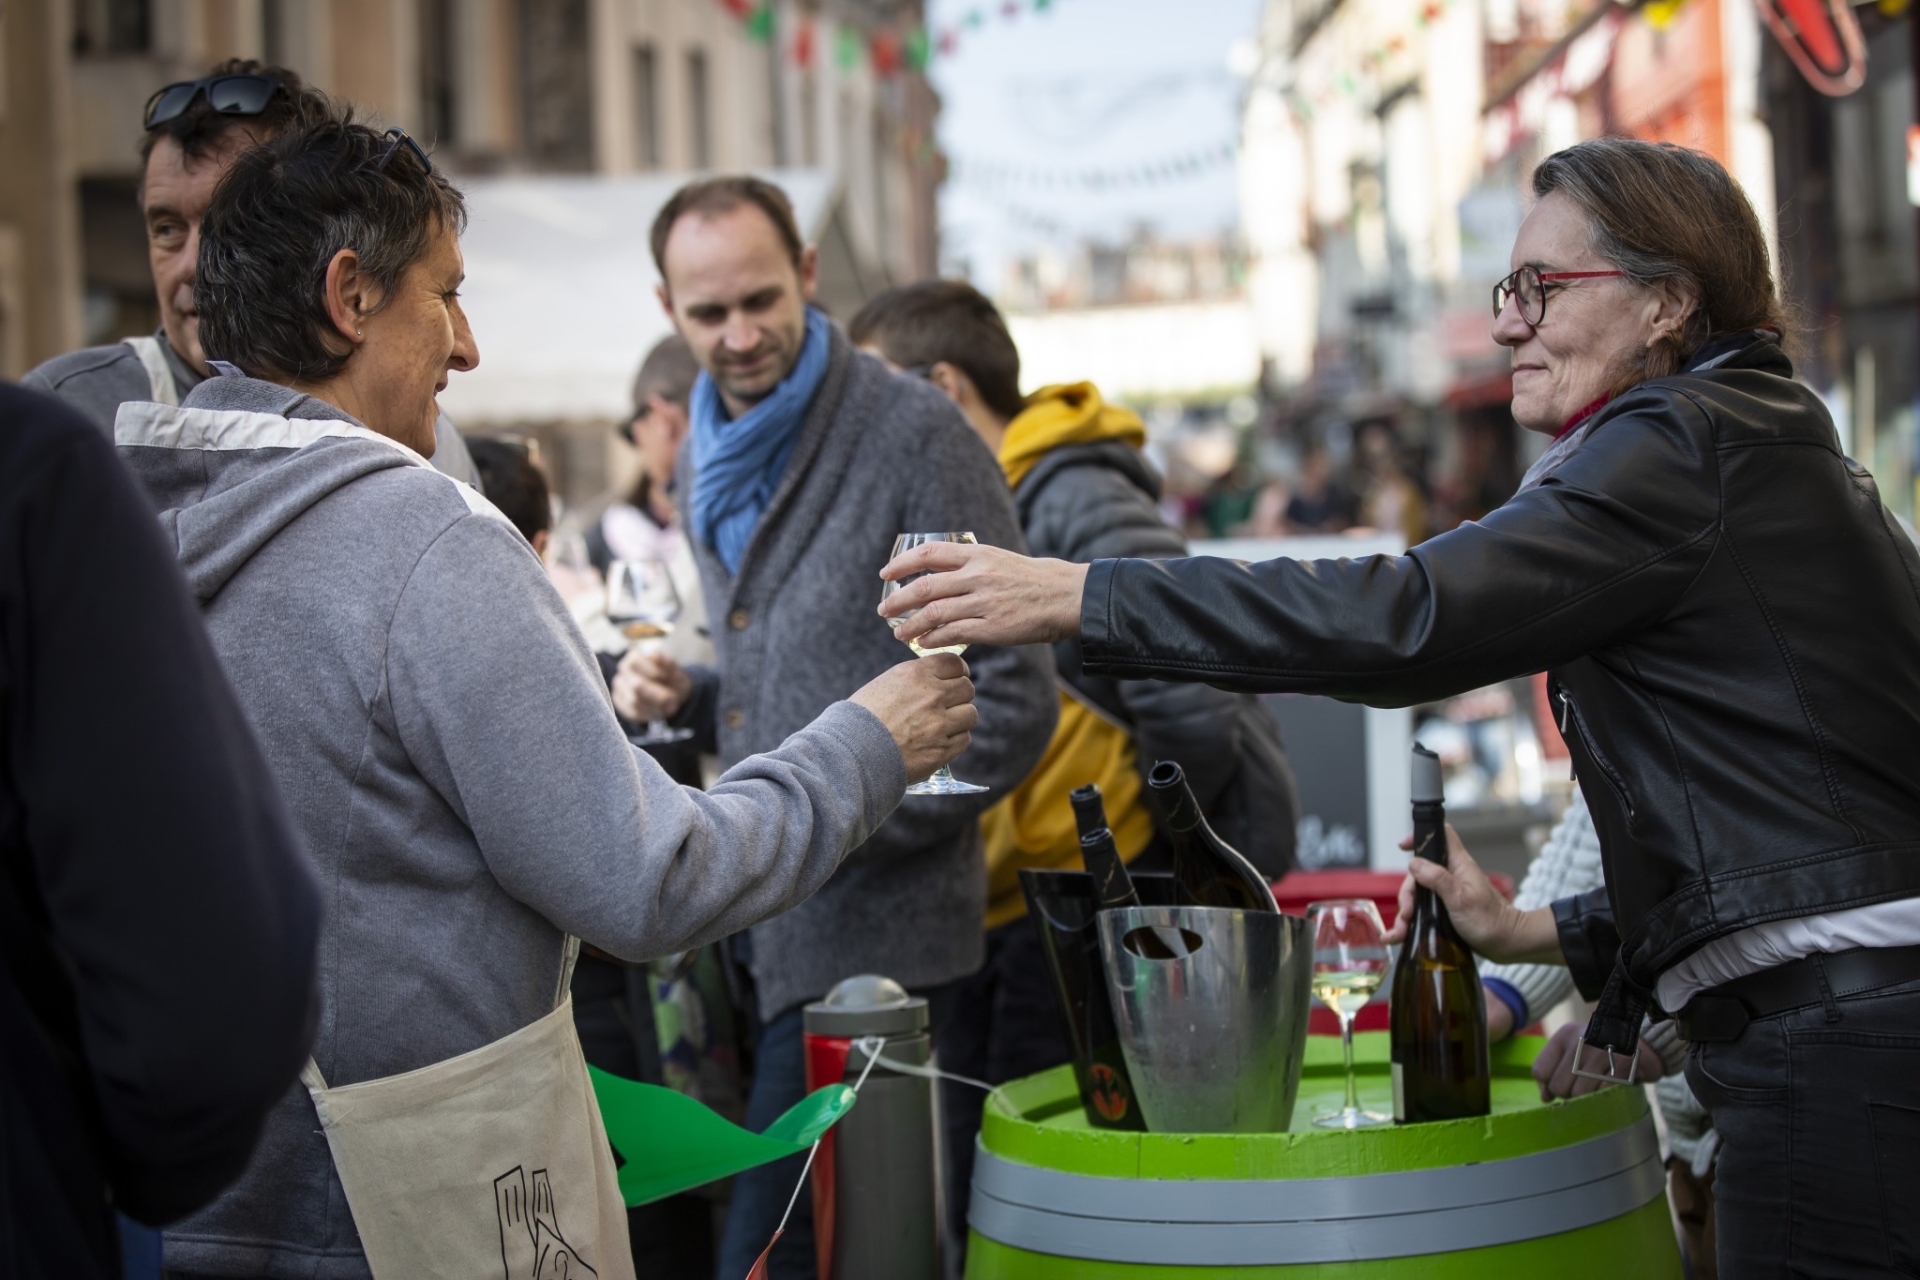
[880,138,1920,1278]
[850,279,1297,1259]
[0,383,321,1280]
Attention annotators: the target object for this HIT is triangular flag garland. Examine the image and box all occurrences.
[714,0,1067,75]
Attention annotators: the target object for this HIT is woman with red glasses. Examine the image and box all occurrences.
[880,137,1920,1279]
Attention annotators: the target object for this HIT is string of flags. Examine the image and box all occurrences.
[714,0,1063,76]
[1286,0,1456,119]
[950,140,1239,192]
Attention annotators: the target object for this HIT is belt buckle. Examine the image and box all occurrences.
[1569,1043,1639,1088]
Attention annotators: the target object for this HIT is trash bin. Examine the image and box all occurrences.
[965,1033,1682,1279]
[1098,903,1312,1134]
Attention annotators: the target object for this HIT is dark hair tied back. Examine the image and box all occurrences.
[197,113,468,382]
[1531,138,1785,387]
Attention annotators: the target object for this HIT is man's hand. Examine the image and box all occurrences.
[877,541,1088,651]
[1531,1022,1665,1101]
[612,648,692,723]
[849,655,979,783]
[1381,824,1562,965]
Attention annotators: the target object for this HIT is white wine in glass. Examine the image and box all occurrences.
[882,532,988,796]
[1308,898,1393,1129]
[606,556,695,747]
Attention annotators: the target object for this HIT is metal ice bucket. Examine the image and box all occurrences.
[1096,905,1312,1134]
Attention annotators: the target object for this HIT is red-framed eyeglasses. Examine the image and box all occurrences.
[1491,265,1626,326]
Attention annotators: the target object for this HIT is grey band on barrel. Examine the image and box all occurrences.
[968,1119,1665,1264]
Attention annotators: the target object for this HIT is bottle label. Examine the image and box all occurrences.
[1391,1062,1405,1122]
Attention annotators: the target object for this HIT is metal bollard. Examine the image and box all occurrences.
[803,974,943,1280]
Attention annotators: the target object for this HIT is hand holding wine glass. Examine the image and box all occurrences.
[1308,899,1392,1129]
[881,533,988,795]
[606,557,695,747]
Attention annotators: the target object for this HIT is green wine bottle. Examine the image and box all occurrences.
[1147,760,1279,913]
[1389,743,1490,1122]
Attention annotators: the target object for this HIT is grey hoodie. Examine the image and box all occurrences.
[115,373,904,1279]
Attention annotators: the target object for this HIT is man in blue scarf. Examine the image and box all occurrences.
[615,177,1056,1279]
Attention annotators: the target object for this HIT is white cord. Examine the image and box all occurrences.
[851,1034,995,1092]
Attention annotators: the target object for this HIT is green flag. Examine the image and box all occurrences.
[590,1065,857,1207]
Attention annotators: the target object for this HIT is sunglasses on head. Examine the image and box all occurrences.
[372,127,435,177]
[144,74,284,131]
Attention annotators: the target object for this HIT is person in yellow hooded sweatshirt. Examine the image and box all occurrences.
[851,280,1298,1259]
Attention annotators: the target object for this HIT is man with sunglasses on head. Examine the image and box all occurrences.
[24,59,479,486]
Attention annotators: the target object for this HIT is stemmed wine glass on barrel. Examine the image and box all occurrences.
[1307,898,1393,1129]
[606,556,695,747]
[880,532,988,796]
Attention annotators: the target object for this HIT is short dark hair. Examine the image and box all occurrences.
[467,438,552,545]
[649,175,804,280]
[139,59,334,169]
[197,115,468,382]
[1532,138,1786,384]
[848,280,1027,422]
[631,334,699,412]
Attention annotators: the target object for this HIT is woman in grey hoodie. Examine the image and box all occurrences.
[118,116,976,1280]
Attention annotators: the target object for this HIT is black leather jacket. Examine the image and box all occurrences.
[1078,338,1920,1021]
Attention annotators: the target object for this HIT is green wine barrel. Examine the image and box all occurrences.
[966,1033,1682,1279]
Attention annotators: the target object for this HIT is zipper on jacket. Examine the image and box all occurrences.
[1554,683,1635,823]
[1556,689,1578,784]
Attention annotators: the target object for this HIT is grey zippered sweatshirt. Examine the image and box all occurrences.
[115,373,904,1279]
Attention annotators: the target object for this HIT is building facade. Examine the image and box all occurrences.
[1,0,941,379]
[1236,0,1915,530]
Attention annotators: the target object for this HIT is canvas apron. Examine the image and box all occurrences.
[300,938,635,1280]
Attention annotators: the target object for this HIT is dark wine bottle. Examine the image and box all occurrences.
[1146,760,1279,913]
[1071,784,1142,910]
[1389,743,1490,1123]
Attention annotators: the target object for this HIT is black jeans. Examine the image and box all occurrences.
[936,919,1073,1272]
[1684,974,1920,1279]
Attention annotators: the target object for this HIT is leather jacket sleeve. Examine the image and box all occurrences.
[1077,392,1722,706]
[1552,887,1620,1002]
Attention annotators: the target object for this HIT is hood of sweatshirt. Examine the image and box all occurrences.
[997,381,1147,488]
[114,372,499,604]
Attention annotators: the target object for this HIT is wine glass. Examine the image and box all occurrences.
[606,557,695,747]
[1307,898,1392,1129]
[881,532,988,796]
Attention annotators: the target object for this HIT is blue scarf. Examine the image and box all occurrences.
[688,308,833,573]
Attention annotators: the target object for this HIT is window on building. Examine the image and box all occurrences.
[633,44,661,170]
[517,0,596,171]
[688,48,712,170]
[263,0,288,67]
[73,0,150,55]
[419,0,457,148]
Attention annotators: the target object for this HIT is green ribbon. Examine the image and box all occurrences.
[589,1065,857,1207]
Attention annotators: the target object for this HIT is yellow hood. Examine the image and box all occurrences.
[999,382,1146,488]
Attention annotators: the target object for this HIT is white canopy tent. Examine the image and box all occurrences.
[437,169,883,429]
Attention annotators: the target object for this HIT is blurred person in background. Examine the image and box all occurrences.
[1351,419,1428,545]
[119,116,976,1280]
[880,138,1920,1277]
[849,278,1298,1262]
[1,384,320,1280]
[466,435,551,555]
[468,435,720,1278]
[612,176,1055,1280]
[22,59,478,487]
[589,336,699,575]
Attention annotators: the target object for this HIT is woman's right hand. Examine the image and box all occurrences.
[1382,824,1563,965]
[849,655,979,783]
